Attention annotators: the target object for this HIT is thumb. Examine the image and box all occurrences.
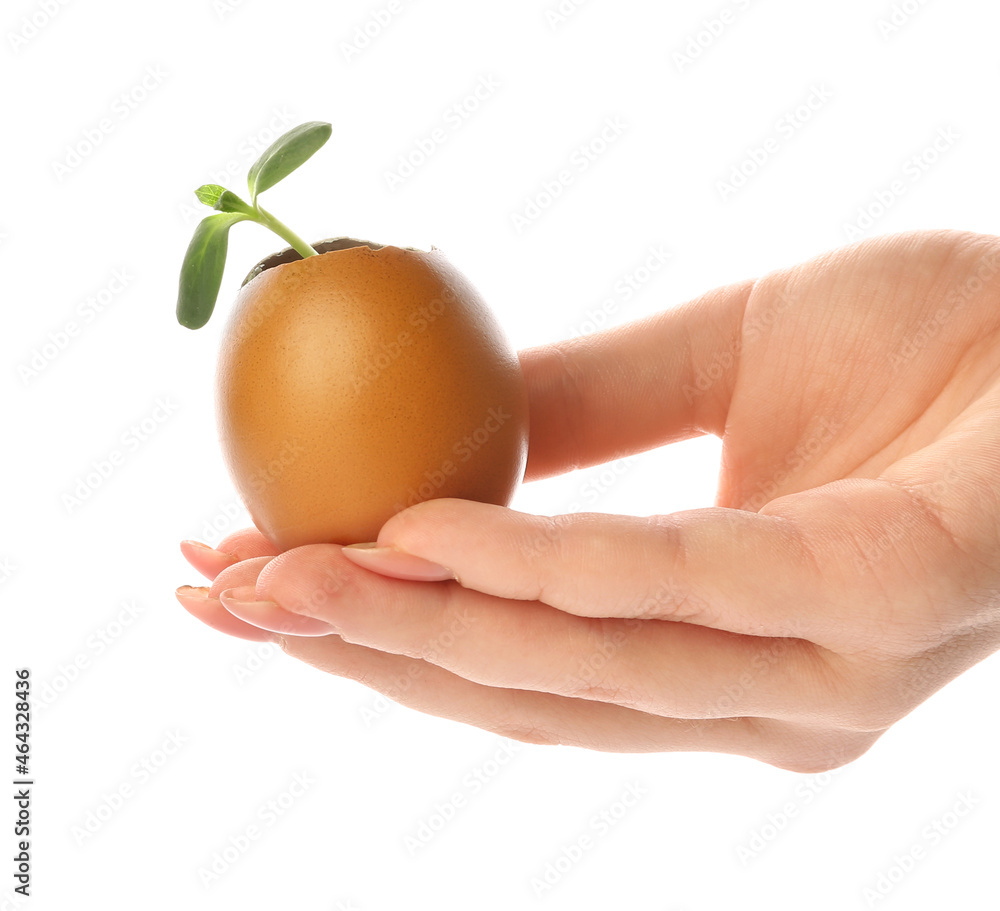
[518,276,751,481]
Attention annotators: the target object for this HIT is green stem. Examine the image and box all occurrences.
[254,205,318,258]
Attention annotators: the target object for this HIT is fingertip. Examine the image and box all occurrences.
[218,587,339,637]
[180,540,240,580]
[373,499,523,593]
[253,543,357,616]
[378,498,505,549]
[213,526,283,560]
[174,584,277,643]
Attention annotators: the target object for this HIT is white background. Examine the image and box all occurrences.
[3,0,1000,908]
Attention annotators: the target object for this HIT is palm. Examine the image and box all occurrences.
[715,231,1000,511]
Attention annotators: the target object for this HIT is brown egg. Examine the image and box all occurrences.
[215,238,529,550]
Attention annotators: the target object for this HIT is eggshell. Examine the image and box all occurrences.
[216,238,529,549]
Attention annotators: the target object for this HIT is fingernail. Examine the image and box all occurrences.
[180,540,239,573]
[219,586,338,637]
[341,543,454,582]
[175,584,209,600]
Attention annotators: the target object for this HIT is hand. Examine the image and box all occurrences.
[176,229,1000,772]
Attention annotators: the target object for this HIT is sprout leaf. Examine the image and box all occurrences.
[176,212,251,330]
[246,121,332,203]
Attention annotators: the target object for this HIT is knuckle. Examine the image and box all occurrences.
[563,676,639,708]
[560,674,644,713]
[518,513,586,602]
[639,515,716,625]
[555,619,647,709]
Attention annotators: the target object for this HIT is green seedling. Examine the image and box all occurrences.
[176,120,332,330]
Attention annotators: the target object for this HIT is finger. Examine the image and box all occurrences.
[518,278,750,481]
[252,545,842,724]
[372,498,827,641]
[175,586,275,642]
[180,541,240,581]
[274,632,874,771]
[180,528,280,580]
[409,486,972,659]
[376,484,976,657]
[218,586,340,638]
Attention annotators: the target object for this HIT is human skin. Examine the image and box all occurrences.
[176,228,1000,772]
